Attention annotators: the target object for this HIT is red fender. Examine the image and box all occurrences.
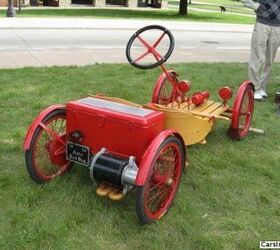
[135,129,186,186]
[151,70,178,103]
[231,80,254,129]
[23,104,65,151]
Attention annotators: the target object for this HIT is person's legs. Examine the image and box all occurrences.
[259,26,280,95]
[248,22,270,100]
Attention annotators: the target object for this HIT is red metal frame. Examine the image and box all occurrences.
[23,104,65,151]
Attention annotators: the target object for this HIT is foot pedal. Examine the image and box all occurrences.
[108,188,124,201]
[96,182,124,201]
[96,182,112,197]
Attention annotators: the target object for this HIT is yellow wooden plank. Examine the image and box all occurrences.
[166,102,180,109]
[166,101,195,110]
[201,102,224,114]
[191,100,215,112]
[198,102,220,113]
[189,111,231,121]
[181,102,196,111]
[210,104,229,116]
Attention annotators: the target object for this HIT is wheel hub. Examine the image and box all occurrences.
[165,178,174,186]
[47,137,67,166]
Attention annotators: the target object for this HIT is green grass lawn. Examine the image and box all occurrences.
[190,3,254,15]
[169,0,254,15]
[0,8,255,24]
[193,0,238,5]
[0,63,279,249]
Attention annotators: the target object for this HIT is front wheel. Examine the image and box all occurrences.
[25,108,72,184]
[152,71,178,105]
[136,136,184,224]
[227,81,254,140]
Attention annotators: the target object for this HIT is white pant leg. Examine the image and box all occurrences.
[259,26,280,90]
[248,22,271,90]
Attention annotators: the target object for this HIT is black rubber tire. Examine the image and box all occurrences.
[136,136,184,224]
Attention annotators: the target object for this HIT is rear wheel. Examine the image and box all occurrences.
[136,136,184,224]
[228,82,254,139]
[25,108,72,183]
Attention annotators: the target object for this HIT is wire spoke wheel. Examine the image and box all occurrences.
[228,81,254,139]
[239,92,250,130]
[126,25,175,70]
[25,108,72,183]
[136,136,184,224]
[152,72,178,105]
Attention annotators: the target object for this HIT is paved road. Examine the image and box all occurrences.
[0,18,279,68]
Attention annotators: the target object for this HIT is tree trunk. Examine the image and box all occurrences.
[178,0,188,15]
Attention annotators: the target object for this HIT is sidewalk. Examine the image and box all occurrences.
[0,17,254,32]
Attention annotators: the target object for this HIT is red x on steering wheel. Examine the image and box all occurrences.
[126,25,175,69]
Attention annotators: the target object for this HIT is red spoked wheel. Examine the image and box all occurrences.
[227,81,254,139]
[136,136,184,224]
[152,71,178,105]
[25,108,72,183]
[126,25,175,70]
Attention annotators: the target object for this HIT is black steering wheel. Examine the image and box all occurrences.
[126,25,175,70]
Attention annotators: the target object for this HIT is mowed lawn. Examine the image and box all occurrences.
[0,63,279,249]
[0,8,255,24]
[169,0,255,15]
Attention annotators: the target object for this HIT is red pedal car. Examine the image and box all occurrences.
[23,25,254,224]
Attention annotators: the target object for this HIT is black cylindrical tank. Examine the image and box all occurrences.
[92,153,128,186]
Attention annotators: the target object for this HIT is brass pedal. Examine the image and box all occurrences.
[96,182,125,201]
[108,188,124,201]
[96,182,112,197]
